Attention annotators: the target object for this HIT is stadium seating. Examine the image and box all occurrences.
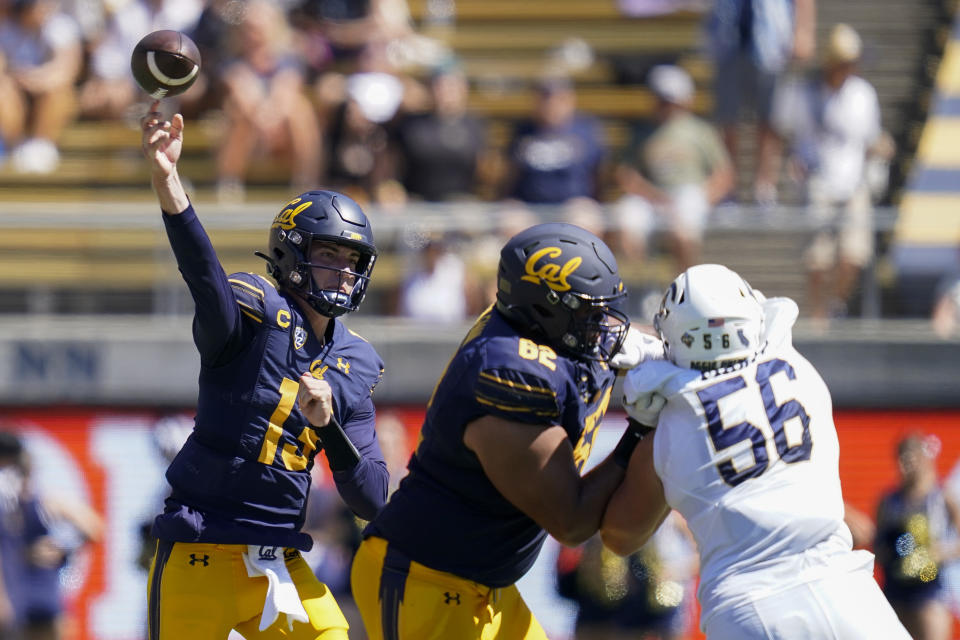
[890,0,960,315]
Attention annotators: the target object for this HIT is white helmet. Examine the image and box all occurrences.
[654,264,765,371]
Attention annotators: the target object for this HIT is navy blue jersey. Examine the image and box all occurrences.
[366,306,616,587]
[153,205,388,551]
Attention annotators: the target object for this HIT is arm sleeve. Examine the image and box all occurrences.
[330,395,389,520]
[162,205,252,366]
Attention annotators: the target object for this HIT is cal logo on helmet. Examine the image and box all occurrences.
[272,199,313,230]
[521,247,582,292]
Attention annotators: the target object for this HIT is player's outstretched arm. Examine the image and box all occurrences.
[464,415,626,547]
[600,435,670,556]
[140,100,189,214]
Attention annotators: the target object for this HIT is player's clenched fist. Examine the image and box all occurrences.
[298,372,334,427]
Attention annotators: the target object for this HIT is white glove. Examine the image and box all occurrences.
[610,327,665,370]
[621,360,684,427]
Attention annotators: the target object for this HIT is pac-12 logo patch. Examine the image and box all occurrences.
[294,326,307,350]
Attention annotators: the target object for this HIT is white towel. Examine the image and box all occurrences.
[242,545,310,632]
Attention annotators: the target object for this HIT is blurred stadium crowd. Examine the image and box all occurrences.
[0,0,956,328]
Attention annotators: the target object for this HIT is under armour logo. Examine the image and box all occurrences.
[443,592,461,605]
[188,554,209,566]
[258,546,279,561]
[337,357,350,374]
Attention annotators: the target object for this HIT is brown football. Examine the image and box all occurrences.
[130,30,201,99]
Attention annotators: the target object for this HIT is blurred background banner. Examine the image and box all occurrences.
[2,407,958,640]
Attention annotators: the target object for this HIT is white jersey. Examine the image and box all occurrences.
[647,299,874,627]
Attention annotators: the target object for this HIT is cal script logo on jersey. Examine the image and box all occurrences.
[521,247,581,291]
[272,198,313,230]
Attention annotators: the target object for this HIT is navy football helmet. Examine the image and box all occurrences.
[258,191,377,318]
[496,223,629,362]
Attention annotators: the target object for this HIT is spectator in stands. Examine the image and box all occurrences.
[0,0,82,174]
[393,62,489,202]
[504,75,607,205]
[0,432,23,639]
[322,50,408,209]
[771,23,894,323]
[292,0,446,79]
[214,0,321,203]
[931,268,960,338]
[394,232,483,323]
[181,0,241,118]
[0,430,103,640]
[875,432,960,640]
[707,0,816,206]
[614,65,734,272]
[78,0,204,121]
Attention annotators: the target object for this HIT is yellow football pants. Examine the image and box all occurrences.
[351,536,549,640]
[148,541,349,640]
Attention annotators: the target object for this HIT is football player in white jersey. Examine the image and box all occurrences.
[600,264,910,639]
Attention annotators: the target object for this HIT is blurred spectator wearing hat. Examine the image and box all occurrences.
[502,75,607,205]
[707,0,816,207]
[613,64,733,272]
[771,23,895,324]
[875,433,960,640]
[0,0,82,174]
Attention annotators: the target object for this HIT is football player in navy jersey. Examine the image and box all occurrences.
[140,101,389,640]
[350,223,658,639]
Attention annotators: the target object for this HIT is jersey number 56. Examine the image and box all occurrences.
[696,358,812,487]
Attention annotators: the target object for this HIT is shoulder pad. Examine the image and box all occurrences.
[762,297,799,351]
[228,272,270,324]
[476,366,560,423]
[229,272,291,328]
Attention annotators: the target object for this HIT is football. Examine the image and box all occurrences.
[130,30,201,99]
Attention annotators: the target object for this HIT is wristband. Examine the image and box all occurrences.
[612,418,654,469]
[316,416,361,471]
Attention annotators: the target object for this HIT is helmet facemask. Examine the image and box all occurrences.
[288,235,376,318]
[554,290,629,362]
